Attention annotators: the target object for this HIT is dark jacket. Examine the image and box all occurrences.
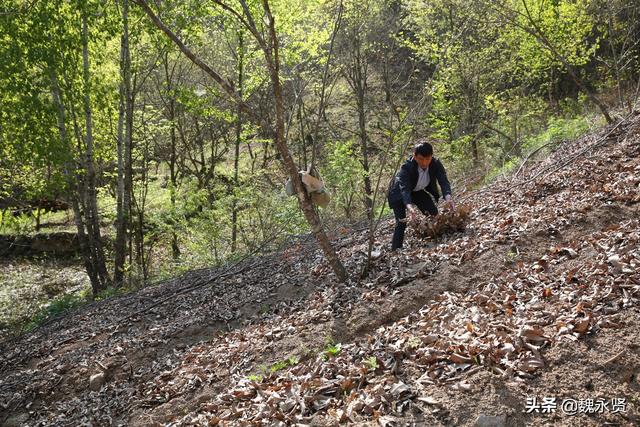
[387,156,452,206]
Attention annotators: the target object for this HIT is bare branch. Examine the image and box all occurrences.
[213,0,266,46]
[132,0,256,120]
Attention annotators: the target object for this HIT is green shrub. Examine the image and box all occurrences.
[0,211,37,234]
[483,157,520,185]
[25,291,87,331]
[525,114,593,152]
[481,103,598,186]
[323,140,366,219]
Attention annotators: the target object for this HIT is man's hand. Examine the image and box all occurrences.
[444,194,456,210]
[406,204,418,222]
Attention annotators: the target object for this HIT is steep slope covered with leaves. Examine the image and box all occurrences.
[1,114,640,426]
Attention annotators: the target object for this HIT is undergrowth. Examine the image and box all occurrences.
[24,284,133,331]
[483,112,602,185]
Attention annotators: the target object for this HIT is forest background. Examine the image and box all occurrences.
[1,0,639,335]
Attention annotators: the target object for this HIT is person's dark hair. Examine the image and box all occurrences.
[414,141,433,157]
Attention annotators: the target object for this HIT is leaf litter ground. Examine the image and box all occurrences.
[1,113,640,426]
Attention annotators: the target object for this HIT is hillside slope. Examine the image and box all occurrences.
[1,113,639,427]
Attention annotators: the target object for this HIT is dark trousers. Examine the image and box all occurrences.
[390,190,438,249]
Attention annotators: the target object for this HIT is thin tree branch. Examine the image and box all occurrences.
[212,0,266,47]
[132,0,255,120]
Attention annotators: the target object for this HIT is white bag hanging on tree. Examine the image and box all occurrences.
[284,166,331,208]
[300,170,324,193]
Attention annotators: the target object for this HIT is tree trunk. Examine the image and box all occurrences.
[471,137,479,165]
[231,31,244,253]
[261,0,347,282]
[297,100,308,170]
[357,85,373,220]
[50,71,100,292]
[606,8,626,112]
[115,0,133,286]
[115,38,126,285]
[132,142,151,281]
[348,36,373,220]
[81,12,111,292]
[162,53,180,261]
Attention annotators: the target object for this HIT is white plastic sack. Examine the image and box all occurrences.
[284,170,331,208]
[300,171,324,193]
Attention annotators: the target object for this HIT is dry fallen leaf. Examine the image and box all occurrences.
[573,317,591,334]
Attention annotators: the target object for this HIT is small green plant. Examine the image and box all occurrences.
[259,303,271,315]
[407,336,421,349]
[269,360,289,373]
[322,338,342,360]
[247,374,263,382]
[364,356,378,371]
[287,355,300,366]
[268,356,299,373]
[247,355,299,381]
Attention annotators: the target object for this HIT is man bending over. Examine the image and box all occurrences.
[387,141,455,250]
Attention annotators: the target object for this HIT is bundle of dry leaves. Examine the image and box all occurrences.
[412,204,472,239]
